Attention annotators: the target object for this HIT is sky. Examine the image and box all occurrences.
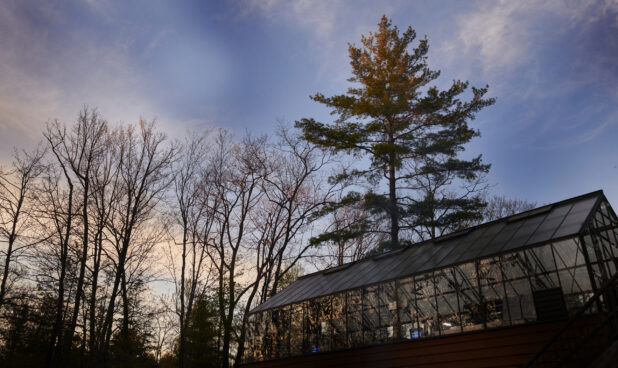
[1,0,617,206]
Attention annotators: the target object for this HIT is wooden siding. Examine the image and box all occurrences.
[240,315,607,368]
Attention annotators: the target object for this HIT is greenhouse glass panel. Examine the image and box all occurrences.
[502,251,536,324]
[415,273,438,338]
[347,289,363,347]
[589,202,618,271]
[582,209,616,292]
[243,192,615,364]
[479,257,509,328]
[397,277,419,339]
[464,222,505,261]
[437,228,488,268]
[289,304,303,356]
[277,306,292,358]
[526,244,560,291]
[378,281,397,342]
[331,293,346,350]
[309,297,331,353]
[502,215,547,252]
[553,238,586,268]
[434,268,461,335]
[268,308,282,359]
[322,298,333,352]
[363,285,379,344]
[390,245,425,280]
[244,313,259,362]
[526,204,572,245]
[305,301,318,353]
[552,238,594,315]
[553,196,598,238]
[263,309,277,359]
[454,262,483,332]
[252,312,265,361]
[486,221,524,256]
[559,266,593,314]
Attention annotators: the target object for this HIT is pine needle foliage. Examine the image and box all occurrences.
[296,15,495,251]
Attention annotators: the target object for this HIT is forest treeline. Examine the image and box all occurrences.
[0,113,349,368]
[0,16,535,368]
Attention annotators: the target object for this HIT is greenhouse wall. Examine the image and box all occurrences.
[242,198,618,364]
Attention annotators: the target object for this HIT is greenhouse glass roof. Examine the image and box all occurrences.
[251,190,604,313]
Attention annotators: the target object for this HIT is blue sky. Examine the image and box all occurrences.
[1,0,617,205]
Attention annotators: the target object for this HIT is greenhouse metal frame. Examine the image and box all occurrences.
[242,191,618,364]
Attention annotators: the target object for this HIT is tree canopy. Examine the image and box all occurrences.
[296,15,495,250]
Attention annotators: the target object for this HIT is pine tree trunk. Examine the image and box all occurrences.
[389,162,399,244]
[388,126,399,244]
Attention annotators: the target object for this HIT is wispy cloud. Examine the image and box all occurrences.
[443,0,618,151]
[454,2,534,73]
[451,0,618,76]
[232,0,404,84]
[0,1,167,160]
[235,0,341,39]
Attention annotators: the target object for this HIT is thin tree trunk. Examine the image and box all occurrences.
[233,273,262,368]
[45,179,74,368]
[121,265,129,338]
[179,225,187,368]
[100,243,127,359]
[65,179,90,354]
[88,228,103,361]
[0,194,23,307]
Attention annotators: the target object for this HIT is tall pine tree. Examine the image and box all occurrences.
[296,15,495,251]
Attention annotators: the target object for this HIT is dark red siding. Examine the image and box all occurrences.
[240,315,606,368]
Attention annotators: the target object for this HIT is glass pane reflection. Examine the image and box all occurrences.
[244,234,602,363]
[415,273,438,337]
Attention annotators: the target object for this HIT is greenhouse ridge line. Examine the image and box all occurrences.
[251,189,605,313]
[301,190,601,280]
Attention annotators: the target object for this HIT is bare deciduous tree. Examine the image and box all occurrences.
[100,120,176,360]
[482,194,537,221]
[205,132,267,368]
[323,202,385,267]
[0,147,45,308]
[162,128,338,367]
[166,131,219,368]
[44,109,108,357]
[39,124,77,366]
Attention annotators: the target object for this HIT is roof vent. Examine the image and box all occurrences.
[435,228,471,243]
[372,246,406,261]
[323,263,352,275]
[507,205,553,223]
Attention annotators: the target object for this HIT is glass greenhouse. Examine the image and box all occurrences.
[242,191,618,364]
